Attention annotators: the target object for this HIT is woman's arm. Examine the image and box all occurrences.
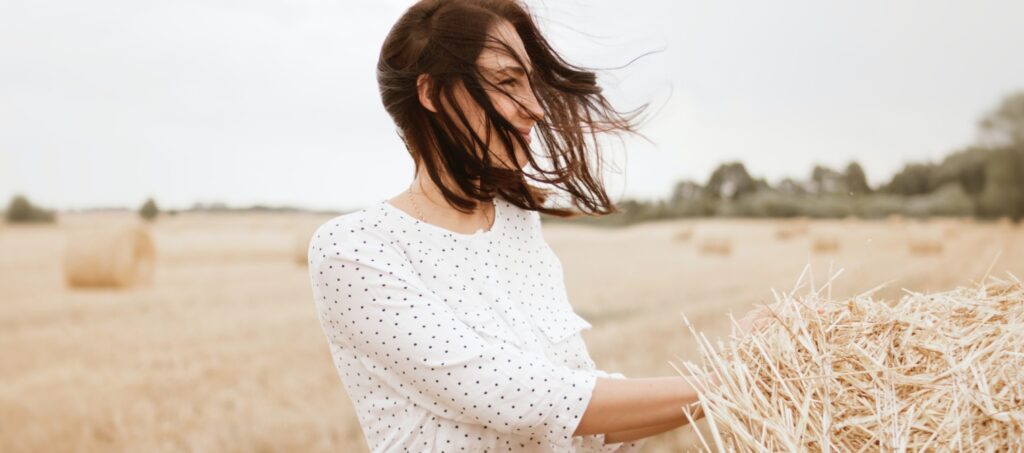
[573,376,710,437]
[602,419,687,444]
[600,398,705,444]
[590,307,775,443]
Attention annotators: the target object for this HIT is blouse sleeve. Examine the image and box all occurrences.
[308,232,598,448]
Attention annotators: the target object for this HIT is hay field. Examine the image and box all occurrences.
[1,213,1022,452]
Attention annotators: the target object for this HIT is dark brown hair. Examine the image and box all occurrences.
[377,0,655,217]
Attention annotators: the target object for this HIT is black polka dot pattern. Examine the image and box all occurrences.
[307,196,646,452]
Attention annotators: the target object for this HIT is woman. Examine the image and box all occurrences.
[308,1,771,451]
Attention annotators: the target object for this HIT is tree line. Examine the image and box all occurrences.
[563,90,1024,226]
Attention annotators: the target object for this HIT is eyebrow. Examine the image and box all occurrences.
[495,65,534,78]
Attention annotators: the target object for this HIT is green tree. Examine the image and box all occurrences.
[706,162,756,200]
[883,163,935,196]
[5,194,56,223]
[810,165,845,195]
[139,198,159,221]
[844,162,871,194]
[932,146,989,195]
[670,180,705,203]
[776,178,807,195]
[980,91,1024,146]
[974,91,1024,220]
[978,148,1024,220]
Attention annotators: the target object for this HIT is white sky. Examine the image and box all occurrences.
[2,0,1023,211]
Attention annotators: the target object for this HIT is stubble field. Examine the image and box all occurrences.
[1,212,1021,452]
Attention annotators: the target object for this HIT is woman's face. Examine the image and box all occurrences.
[420,20,544,171]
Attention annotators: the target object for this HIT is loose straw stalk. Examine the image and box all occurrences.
[675,270,1024,452]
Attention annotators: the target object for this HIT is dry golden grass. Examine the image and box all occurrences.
[1,213,1023,452]
[293,230,312,266]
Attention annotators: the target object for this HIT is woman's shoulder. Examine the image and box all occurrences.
[497,196,542,233]
[307,203,398,264]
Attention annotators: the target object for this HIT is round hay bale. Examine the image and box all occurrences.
[63,225,155,288]
[675,275,1024,451]
[908,236,944,255]
[697,236,732,256]
[774,219,809,240]
[673,227,694,243]
[811,235,839,253]
[942,225,959,238]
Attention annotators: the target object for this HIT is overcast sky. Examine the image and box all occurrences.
[2,0,1023,211]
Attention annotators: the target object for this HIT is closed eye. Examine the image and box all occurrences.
[499,78,517,86]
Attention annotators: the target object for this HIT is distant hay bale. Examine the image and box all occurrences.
[63,225,155,288]
[908,236,944,255]
[674,274,1024,451]
[697,236,732,256]
[673,227,694,243]
[774,220,809,240]
[811,235,839,253]
[942,225,959,238]
[774,228,798,241]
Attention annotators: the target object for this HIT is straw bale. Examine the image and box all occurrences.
[908,236,944,255]
[811,236,839,253]
[942,225,958,239]
[63,225,155,288]
[775,219,809,240]
[674,227,694,243]
[674,273,1024,451]
[697,236,732,256]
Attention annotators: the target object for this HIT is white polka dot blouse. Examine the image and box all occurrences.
[307,195,646,452]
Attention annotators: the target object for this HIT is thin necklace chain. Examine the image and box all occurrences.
[406,185,493,229]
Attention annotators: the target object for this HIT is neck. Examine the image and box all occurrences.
[409,169,493,220]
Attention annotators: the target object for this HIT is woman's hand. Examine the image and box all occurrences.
[735,302,825,337]
[734,304,774,337]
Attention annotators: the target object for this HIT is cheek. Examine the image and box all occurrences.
[493,96,519,122]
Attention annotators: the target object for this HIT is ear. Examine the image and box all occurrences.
[416,73,437,113]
